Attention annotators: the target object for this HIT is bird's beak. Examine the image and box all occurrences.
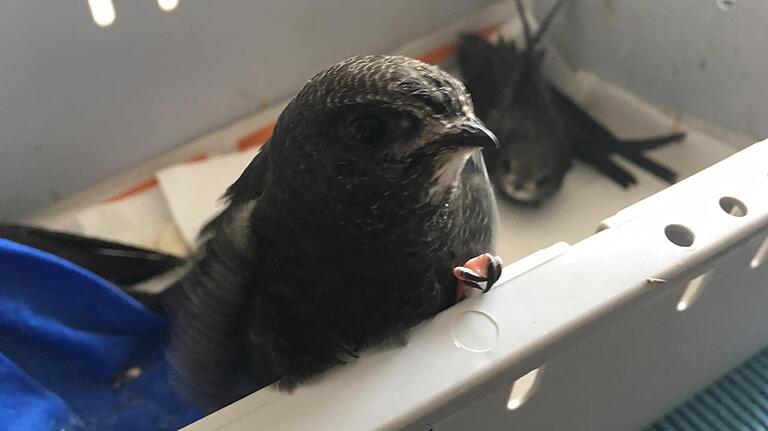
[440,118,500,150]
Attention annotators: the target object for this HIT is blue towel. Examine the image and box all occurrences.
[0,238,202,430]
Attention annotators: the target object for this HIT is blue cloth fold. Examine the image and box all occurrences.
[0,238,202,430]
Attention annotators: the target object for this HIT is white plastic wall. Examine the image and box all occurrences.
[533,0,768,143]
[0,0,495,220]
[11,2,768,429]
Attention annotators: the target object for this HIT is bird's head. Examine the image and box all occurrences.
[485,98,571,206]
[269,55,497,207]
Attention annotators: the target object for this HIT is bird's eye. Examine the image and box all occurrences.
[349,116,386,145]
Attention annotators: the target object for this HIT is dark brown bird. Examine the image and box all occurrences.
[0,55,505,412]
[166,55,503,411]
[458,0,683,205]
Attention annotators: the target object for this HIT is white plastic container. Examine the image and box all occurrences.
[23,2,768,430]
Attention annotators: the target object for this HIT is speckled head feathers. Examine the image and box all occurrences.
[295,55,474,120]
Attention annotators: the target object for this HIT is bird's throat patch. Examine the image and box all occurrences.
[427,150,473,201]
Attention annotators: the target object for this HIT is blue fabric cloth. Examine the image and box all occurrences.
[0,238,202,430]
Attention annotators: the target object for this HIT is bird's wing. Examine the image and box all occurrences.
[457,34,522,118]
[550,86,618,144]
[166,227,279,411]
[459,0,565,115]
[224,140,272,202]
[167,141,281,410]
[0,141,273,292]
[551,86,681,184]
[195,139,272,241]
[0,223,184,286]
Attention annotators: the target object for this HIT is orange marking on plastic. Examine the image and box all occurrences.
[186,154,209,163]
[418,24,500,65]
[106,178,159,202]
[237,122,276,152]
[105,154,209,202]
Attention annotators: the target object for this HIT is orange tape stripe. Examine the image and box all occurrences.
[104,23,501,202]
[237,122,276,152]
[477,24,501,39]
[105,154,208,202]
[106,177,160,202]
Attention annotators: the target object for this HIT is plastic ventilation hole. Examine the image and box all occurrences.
[717,0,735,11]
[158,0,179,11]
[676,272,710,312]
[87,0,116,27]
[506,367,543,410]
[751,237,768,269]
[719,197,748,217]
[665,224,695,248]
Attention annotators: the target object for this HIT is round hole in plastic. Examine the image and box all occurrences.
[451,310,498,353]
[665,224,695,247]
[717,0,735,11]
[507,367,543,410]
[719,196,748,217]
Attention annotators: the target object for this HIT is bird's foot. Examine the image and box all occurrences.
[453,253,503,303]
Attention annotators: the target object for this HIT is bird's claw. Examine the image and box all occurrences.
[453,253,503,303]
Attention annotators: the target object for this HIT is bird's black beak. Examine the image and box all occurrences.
[440,118,499,150]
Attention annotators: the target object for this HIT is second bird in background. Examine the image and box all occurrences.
[457,0,684,206]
